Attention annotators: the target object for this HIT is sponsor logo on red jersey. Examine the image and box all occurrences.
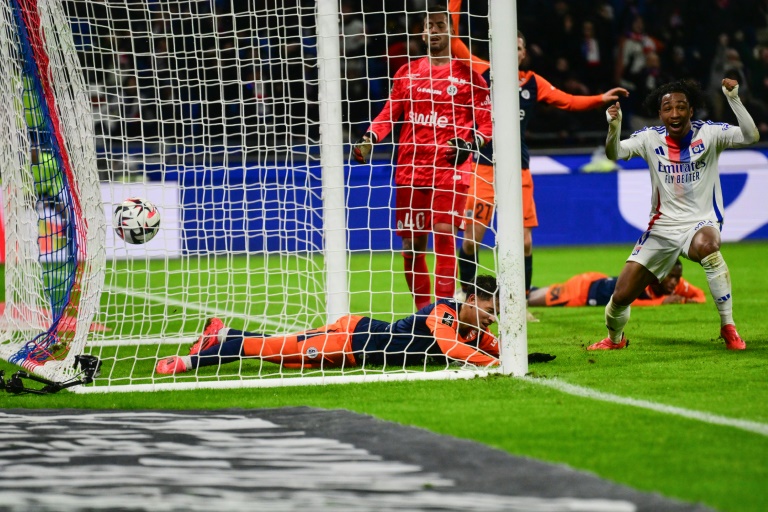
[408,110,450,128]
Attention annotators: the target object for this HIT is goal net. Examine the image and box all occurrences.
[0,0,104,384]
[1,0,525,392]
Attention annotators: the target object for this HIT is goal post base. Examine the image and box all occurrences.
[72,368,504,394]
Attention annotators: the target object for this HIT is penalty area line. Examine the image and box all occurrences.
[524,377,768,438]
[102,284,309,332]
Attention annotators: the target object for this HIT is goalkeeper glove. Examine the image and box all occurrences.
[352,133,374,164]
[527,353,556,364]
[447,135,482,166]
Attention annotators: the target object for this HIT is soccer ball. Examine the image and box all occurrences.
[113,198,161,244]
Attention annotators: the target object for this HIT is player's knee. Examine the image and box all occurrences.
[695,241,721,262]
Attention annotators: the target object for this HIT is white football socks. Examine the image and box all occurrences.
[605,297,630,343]
[701,251,734,327]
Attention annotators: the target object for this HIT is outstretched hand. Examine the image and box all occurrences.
[602,87,629,102]
[606,101,622,123]
[662,294,685,305]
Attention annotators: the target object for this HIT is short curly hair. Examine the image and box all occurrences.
[642,79,705,116]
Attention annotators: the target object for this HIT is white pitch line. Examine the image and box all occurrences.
[102,283,309,333]
[524,377,768,437]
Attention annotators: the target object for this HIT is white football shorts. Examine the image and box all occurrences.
[626,219,721,279]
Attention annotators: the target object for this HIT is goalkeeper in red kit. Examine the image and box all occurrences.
[352,4,492,310]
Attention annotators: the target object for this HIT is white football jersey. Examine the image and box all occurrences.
[619,120,747,228]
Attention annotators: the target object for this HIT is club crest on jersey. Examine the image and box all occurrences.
[691,139,705,154]
[521,89,531,100]
[306,346,319,359]
[446,84,458,96]
[441,312,455,327]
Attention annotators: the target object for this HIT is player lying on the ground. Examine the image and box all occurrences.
[528,260,705,307]
[591,77,759,351]
[156,275,554,375]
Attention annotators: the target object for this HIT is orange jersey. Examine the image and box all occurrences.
[544,272,610,307]
[450,0,490,75]
[355,299,500,367]
[634,278,706,306]
[425,301,500,366]
[543,274,705,307]
[238,300,501,368]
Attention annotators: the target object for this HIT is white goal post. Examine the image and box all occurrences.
[0,0,105,385]
[0,0,526,393]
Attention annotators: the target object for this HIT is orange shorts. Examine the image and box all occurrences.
[466,165,538,228]
[545,272,608,307]
[242,315,362,368]
[521,168,538,228]
[466,162,495,227]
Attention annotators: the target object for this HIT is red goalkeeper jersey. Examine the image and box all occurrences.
[367,57,492,189]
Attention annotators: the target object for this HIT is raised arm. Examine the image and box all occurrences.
[605,101,624,161]
[722,79,760,147]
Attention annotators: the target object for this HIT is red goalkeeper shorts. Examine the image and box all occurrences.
[395,185,468,237]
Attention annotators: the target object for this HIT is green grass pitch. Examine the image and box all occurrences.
[1,241,767,512]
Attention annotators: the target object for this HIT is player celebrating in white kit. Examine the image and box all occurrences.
[592,78,759,351]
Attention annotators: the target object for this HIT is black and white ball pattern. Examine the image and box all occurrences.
[113,197,161,244]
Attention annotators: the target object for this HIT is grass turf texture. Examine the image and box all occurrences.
[2,241,767,512]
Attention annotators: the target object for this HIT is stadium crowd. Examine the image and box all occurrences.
[66,0,768,169]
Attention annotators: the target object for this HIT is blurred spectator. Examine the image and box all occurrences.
[628,51,674,131]
[708,35,749,119]
[751,45,768,104]
[386,17,426,77]
[340,1,366,58]
[578,20,607,92]
[720,67,768,139]
[614,16,660,92]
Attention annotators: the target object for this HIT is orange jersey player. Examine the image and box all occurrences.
[528,260,705,308]
[448,14,628,316]
[156,275,504,375]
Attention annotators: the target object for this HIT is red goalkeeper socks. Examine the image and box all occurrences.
[403,251,432,309]
[433,232,457,300]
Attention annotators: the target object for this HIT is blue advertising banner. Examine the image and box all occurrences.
[170,148,768,253]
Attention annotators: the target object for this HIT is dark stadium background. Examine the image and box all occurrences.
[62,0,768,173]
